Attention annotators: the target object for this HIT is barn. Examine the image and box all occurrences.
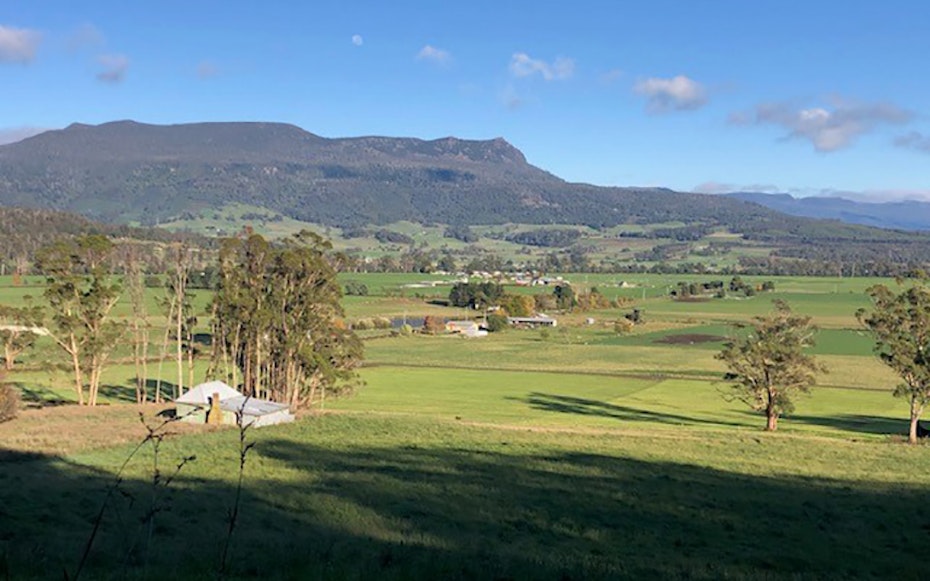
[175,381,294,427]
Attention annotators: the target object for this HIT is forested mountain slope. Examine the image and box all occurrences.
[0,120,780,228]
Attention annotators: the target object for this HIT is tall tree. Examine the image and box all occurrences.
[125,245,150,404]
[155,244,196,401]
[209,231,362,408]
[36,235,124,406]
[857,280,930,443]
[717,300,823,431]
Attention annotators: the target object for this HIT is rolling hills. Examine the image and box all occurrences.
[4,120,930,272]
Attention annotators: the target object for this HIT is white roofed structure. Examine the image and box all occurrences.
[175,380,243,405]
[175,381,294,427]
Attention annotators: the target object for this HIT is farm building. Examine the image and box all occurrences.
[175,380,294,427]
[507,315,558,328]
[445,320,488,337]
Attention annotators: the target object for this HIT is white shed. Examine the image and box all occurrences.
[221,396,294,428]
[175,381,294,427]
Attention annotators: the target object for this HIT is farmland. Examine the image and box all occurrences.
[2,273,929,579]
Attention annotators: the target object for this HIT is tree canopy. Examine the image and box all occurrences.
[857,280,930,443]
[717,300,822,431]
[35,234,124,406]
[209,231,362,408]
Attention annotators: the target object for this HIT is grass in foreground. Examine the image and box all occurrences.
[2,412,930,580]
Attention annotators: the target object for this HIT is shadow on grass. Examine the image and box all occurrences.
[97,384,140,404]
[789,413,905,437]
[3,425,930,579]
[517,392,746,428]
[15,383,71,407]
[139,379,180,402]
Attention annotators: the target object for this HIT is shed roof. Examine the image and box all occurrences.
[176,381,243,405]
[220,395,290,417]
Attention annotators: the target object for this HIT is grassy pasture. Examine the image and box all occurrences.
[2,272,929,579]
[3,412,930,579]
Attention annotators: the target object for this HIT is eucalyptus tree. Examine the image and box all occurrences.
[124,244,150,403]
[36,235,124,406]
[858,279,930,443]
[210,231,362,408]
[717,300,823,431]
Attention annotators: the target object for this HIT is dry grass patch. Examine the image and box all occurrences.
[0,403,218,456]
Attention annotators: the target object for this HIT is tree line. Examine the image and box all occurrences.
[1,231,361,410]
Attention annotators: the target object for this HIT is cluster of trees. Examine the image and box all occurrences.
[443,224,478,243]
[671,277,775,299]
[503,229,582,248]
[373,229,414,245]
[447,281,614,316]
[0,207,213,278]
[1,230,362,410]
[209,232,362,408]
[448,282,505,310]
[343,280,369,296]
[341,239,930,279]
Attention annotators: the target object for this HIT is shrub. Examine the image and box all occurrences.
[373,317,392,329]
[422,316,445,334]
[614,318,635,334]
[344,280,369,296]
[143,275,163,288]
[485,314,508,332]
[0,383,19,423]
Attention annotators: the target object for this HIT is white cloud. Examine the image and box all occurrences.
[509,52,574,81]
[733,99,912,152]
[0,25,41,64]
[895,131,930,153]
[417,45,450,65]
[96,54,129,83]
[0,126,48,145]
[633,75,706,113]
[351,34,363,46]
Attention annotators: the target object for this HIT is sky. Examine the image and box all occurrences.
[2,0,929,200]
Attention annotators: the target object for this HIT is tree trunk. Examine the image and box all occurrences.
[766,413,778,431]
[909,398,921,444]
[69,336,84,406]
[764,387,778,431]
[176,302,184,397]
[3,344,14,371]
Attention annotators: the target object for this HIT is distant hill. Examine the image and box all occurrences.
[0,120,781,229]
[0,206,209,269]
[725,192,930,231]
[6,120,930,271]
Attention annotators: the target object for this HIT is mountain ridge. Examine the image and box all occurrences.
[725,191,930,231]
[0,120,774,229]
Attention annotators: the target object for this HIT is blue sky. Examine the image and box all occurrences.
[2,0,929,200]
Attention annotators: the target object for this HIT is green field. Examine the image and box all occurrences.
[2,273,930,578]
